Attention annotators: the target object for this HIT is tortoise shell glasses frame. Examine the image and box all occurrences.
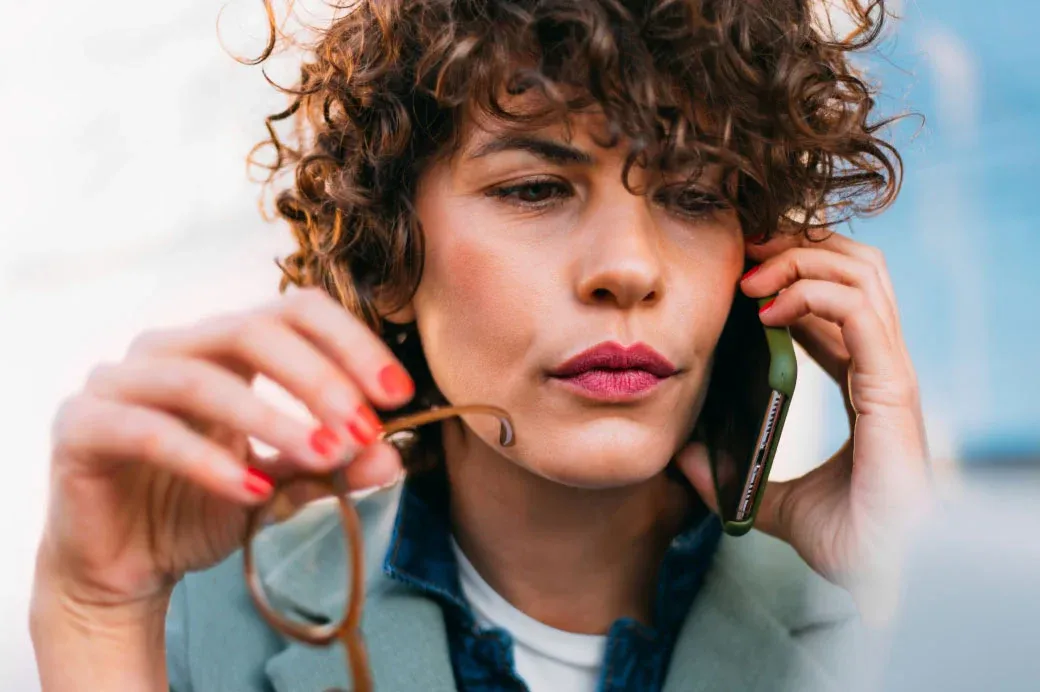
[242,404,516,692]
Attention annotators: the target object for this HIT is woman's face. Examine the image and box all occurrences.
[407,110,745,488]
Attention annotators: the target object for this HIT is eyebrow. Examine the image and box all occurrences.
[467,135,595,166]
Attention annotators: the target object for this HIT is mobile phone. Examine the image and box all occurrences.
[708,292,797,536]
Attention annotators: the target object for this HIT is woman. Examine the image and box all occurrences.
[30,1,930,690]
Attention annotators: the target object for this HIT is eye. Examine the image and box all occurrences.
[487,177,571,208]
[657,186,730,219]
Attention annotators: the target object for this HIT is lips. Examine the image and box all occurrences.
[549,342,677,400]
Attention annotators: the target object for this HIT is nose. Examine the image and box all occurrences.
[575,193,664,310]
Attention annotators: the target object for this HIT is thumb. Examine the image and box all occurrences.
[675,442,718,515]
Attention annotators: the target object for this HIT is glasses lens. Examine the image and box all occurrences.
[248,477,353,634]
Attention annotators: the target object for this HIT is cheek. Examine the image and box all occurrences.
[413,222,541,404]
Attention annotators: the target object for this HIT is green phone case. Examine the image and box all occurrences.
[713,296,798,536]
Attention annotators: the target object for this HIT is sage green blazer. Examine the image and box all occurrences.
[166,482,869,691]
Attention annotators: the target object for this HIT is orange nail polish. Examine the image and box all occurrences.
[245,468,274,497]
[310,426,340,457]
[347,405,381,446]
[378,364,414,399]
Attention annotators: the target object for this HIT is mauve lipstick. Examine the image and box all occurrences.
[548,342,678,401]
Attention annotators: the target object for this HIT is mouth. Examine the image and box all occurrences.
[548,341,678,401]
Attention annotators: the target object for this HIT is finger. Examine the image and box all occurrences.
[274,288,415,410]
[744,230,802,260]
[255,441,402,497]
[342,440,403,490]
[789,317,858,426]
[759,280,897,378]
[788,315,850,385]
[52,395,271,504]
[748,230,902,331]
[129,316,382,453]
[804,231,899,309]
[83,357,375,472]
[250,443,404,522]
[674,442,718,514]
[741,246,898,340]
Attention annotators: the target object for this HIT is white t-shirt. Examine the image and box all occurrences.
[451,539,607,692]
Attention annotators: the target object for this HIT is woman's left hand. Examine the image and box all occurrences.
[678,230,933,619]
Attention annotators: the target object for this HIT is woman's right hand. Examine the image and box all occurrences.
[35,287,415,612]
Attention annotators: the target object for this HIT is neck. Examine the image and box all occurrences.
[442,423,695,635]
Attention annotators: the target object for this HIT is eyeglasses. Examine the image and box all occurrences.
[242,404,516,692]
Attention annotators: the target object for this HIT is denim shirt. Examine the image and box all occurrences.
[383,470,723,692]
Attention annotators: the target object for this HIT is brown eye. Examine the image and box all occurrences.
[514,182,557,203]
[488,178,571,208]
[657,186,730,219]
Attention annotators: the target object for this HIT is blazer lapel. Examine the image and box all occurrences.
[254,483,457,692]
[662,534,844,692]
[262,580,457,692]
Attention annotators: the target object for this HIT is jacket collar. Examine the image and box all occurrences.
[254,481,457,692]
[252,477,856,692]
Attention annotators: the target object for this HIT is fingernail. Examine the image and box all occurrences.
[347,405,382,445]
[378,364,414,399]
[310,425,340,457]
[245,468,274,497]
[759,298,776,315]
[741,265,761,282]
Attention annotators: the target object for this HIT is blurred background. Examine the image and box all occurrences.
[1,0,1037,688]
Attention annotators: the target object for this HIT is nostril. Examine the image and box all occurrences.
[591,288,611,301]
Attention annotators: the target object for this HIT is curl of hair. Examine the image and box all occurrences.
[240,0,903,470]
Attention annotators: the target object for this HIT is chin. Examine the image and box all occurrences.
[521,429,680,489]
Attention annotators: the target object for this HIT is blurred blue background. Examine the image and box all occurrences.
[828,0,1040,464]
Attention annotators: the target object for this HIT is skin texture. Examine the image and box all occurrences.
[32,80,928,692]
[392,108,929,631]
[406,112,745,488]
[391,110,746,631]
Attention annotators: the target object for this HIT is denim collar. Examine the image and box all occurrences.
[383,468,723,638]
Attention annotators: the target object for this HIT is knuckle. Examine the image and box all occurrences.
[851,285,871,310]
[886,376,918,407]
[864,264,885,294]
[253,404,290,443]
[50,396,89,450]
[126,328,171,357]
[83,361,119,392]
[228,314,276,352]
[136,423,172,461]
[790,281,813,309]
[863,246,887,270]
[166,362,211,404]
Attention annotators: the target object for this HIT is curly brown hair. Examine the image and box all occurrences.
[242,0,901,470]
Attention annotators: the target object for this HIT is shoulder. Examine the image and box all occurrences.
[661,528,873,690]
[165,483,404,691]
[712,529,859,631]
[664,529,876,692]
